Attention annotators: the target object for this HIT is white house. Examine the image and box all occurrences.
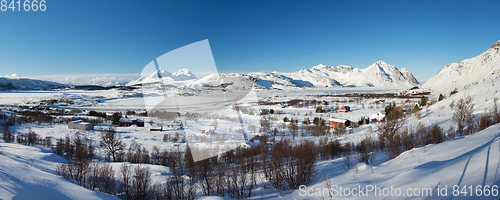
[163,121,182,130]
[68,120,93,130]
[370,111,386,122]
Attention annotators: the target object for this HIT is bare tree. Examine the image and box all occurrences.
[452,97,474,134]
[119,163,132,200]
[493,97,500,124]
[100,127,125,162]
[133,165,151,200]
[378,118,405,159]
[289,120,298,139]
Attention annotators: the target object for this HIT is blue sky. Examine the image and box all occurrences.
[1,0,499,83]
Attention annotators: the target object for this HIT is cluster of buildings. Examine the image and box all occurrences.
[68,117,183,132]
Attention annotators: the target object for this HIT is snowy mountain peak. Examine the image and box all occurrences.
[155,68,172,78]
[171,68,197,80]
[375,60,388,65]
[127,61,419,88]
[312,64,329,70]
[126,68,197,86]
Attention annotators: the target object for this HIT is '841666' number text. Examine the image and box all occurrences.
[1,0,46,11]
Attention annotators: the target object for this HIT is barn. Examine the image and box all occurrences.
[119,118,145,127]
[68,120,94,130]
[328,118,351,127]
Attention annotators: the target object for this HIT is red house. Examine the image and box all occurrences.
[119,118,145,127]
[341,106,351,112]
[329,118,351,127]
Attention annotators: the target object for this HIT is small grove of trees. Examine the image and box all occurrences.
[264,139,317,190]
[357,116,369,125]
[111,112,122,125]
[58,161,152,199]
[88,110,107,118]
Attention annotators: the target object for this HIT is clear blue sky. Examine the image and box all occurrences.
[1,0,499,82]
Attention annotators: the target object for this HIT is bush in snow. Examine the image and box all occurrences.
[452,97,474,134]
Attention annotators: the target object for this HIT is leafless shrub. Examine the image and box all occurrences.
[447,126,455,140]
[2,130,15,143]
[452,97,474,134]
[477,112,493,131]
[430,124,444,144]
[493,97,500,124]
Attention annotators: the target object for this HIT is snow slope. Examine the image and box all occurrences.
[267,124,500,200]
[423,40,500,94]
[0,143,119,200]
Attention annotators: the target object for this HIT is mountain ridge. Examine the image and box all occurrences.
[126,61,420,89]
[422,40,500,94]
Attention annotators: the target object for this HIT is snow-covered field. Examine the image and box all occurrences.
[1,74,500,199]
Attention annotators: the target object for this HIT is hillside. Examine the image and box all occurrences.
[0,143,119,200]
[423,40,500,94]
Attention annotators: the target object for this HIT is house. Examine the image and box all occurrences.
[329,118,351,127]
[163,121,182,130]
[323,105,333,113]
[68,120,94,130]
[201,126,214,134]
[370,111,386,122]
[119,118,144,127]
[150,126,162,131]
[341,106,351,112]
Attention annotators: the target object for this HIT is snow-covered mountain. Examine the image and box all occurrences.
[126,61,419,89]
[280,61,419,88]
[0,77,66,90]
[126,68,197,86]
[423,40,500,94]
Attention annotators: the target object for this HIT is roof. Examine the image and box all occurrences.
[329,118,349,123]
[119,118,144,123]
[164,121,182,125]
[69,120,91,125]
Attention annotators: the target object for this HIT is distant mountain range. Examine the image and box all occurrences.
[422,40,500,94]
[126,61,420,89]
[0,77,66,91]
